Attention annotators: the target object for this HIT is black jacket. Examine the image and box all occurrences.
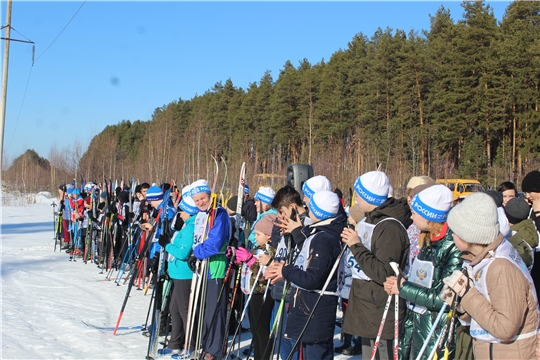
[342,197,412,340]
[281,213,346,342]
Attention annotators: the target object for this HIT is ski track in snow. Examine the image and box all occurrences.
[1,201,361,359]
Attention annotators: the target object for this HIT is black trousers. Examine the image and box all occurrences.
[169,279,193,350]
[248,293,274,360]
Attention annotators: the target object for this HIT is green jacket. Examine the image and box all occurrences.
[506,219,539,269]
[398,226,463,360]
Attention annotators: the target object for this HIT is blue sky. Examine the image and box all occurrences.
[1,1,511,165]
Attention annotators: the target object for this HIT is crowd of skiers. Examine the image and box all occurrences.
[53,169,540,360]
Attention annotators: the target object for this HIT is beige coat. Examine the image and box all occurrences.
[460,237,539,359]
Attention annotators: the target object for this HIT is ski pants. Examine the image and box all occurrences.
[62,220,70,243]
[169,279,194,351]
[202,278,227,359]
[248,293,274,360]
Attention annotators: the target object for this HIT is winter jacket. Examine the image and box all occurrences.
[165,215,196,280]
[459,236,539,359]
[529,212,540,302]
[281,213,347,343]
[506,219,539,270]
[398,224,463,359]
[342,197,412,340]
[193,207,231,279]
[247,245,277,295]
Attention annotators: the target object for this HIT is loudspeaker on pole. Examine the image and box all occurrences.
[286,164,314,198]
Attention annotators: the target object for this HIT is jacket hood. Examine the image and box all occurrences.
[366,197,413,229]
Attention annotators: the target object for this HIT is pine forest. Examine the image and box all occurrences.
[4,2,540,196]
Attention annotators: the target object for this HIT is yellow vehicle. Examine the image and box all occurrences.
[436,179,484,200]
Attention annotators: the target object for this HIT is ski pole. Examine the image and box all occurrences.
[370,293,393,360]
[389,262,402,360]
[286,243,348,360]
[224,265,264,360]
[414,303,448,360]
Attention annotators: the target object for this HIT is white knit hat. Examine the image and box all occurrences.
[354,171,389,206]
[254,186,275,205]
[190,179,211,196]
[308,190,340,220]
[411,185,453,222]
[447,192,500,245]
[302,175,332,200]
[179,185,199,215]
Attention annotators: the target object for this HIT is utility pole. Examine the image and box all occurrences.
[0,0,13,174]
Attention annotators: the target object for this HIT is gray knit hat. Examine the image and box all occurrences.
[504,197,531,225]
[447,193,500,245]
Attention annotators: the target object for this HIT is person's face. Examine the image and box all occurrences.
[501,189,516,207]
[136,192,144,201]
[150,200,161,209]
[141,188,148,198]
[279,205,294,219]
[192,192,211,211]
[526,192,540,204]
[452,233,469,252]
[255,230,271,246]
[411,211,430,232]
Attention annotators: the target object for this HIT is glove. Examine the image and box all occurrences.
[188,254,197,272]
[158,233,170,248]
[443,270,473,298]
[226,246,236,259]
[439,284,456,306]
[174,217,185,231]
[235,247,254,265]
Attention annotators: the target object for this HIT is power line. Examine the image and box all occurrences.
[4,1,86,155]
[35,1,86,62]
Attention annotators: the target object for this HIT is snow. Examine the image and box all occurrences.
[1,200,361,359]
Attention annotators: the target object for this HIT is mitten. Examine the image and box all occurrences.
[439,284,455,306]
[158,233,170,248]
[188,254,197,272]
[174,217,185,231]
[443,270,473,297]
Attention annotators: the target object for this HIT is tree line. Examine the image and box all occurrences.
[4,1,540,196]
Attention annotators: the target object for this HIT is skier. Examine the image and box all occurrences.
[234,213,277,360]
[340,171,411,360]
[158,185,199,358]
[383,185,462,359]
[265,190,346,359]
[441,192,539,359]
[190,179,231,360]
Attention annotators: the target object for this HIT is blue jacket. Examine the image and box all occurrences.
[194,207,231,279]
[281,213,346,342]
[166,215,196,280]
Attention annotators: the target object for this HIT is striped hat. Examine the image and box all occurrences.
[354,171,389,206]
[255,186,275,205]
[146,185,164,201]
[309,191,340,221]
[302,175,332,200]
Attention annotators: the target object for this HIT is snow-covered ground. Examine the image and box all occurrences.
[1,198,361,359]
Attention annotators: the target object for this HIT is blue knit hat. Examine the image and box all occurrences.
[146,185,164,201]
[244,185,250,194]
